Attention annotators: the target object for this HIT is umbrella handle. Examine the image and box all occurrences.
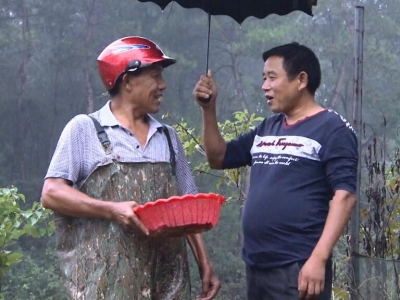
[198,97,210,103]
[199,10,211,103]
[205,9,211,74]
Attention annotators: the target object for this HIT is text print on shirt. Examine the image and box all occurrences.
[329,109,356,135]
[250,135,322,166]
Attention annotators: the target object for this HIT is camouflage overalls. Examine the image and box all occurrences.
[54,120,191,300]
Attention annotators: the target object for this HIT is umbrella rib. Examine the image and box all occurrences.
[166,1,174,20]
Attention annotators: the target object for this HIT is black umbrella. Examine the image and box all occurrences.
[138,0,318,71]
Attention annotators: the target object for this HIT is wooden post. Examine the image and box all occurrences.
[350,5,364,300]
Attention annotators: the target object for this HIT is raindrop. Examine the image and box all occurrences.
[161,9,164,13]
[256,101,264,114]
[239,25,242,30]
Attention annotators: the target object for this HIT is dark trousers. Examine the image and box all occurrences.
[246,260,332,300]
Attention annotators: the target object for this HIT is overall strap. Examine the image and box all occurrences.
[162,125,176,176]
[88,115,111,154]
[88,116,175,174]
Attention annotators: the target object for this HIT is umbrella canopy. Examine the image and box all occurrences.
[137,0,318,93]
[138,0,318,24]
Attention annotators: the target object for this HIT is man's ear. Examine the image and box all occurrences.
[298,71,308,91]
[121,73,133,92]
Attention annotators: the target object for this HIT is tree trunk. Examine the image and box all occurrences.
[231,53,248,111]
[47,66,61,162]
[327,57,350,110]
[15,0,33,181]
[84,0,96,114]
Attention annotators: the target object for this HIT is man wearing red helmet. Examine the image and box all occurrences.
[41,36,220,300]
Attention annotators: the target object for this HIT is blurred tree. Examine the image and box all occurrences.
[1,0,400,297]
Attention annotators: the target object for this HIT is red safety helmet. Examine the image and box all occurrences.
[97,36,176,91]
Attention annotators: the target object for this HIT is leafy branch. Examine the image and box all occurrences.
[0,186,54,296]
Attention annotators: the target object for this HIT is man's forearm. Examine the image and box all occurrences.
[201,107,226,169]
[41,178,114,220]
[310,190,356,261]
[187,233,209,266]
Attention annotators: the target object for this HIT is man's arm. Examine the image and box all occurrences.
[41,178,148,234]
[310,190,356,263]
[169,125,220,299]
[193,70,226,169]
[298,190,356,299]
[186,234,220,300]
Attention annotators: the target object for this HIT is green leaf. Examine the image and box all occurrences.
[6,252,23,264]
[21,211,33,219]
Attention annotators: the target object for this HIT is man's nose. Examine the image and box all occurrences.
[159,79,166,90]
[262,81,271,91]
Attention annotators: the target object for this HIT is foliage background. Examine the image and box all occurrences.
[0,0,400,299]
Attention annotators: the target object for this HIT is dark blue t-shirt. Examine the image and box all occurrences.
[222,110,358,269]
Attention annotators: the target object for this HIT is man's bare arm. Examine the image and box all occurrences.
[41,178,148,234]
[193,70,226,169]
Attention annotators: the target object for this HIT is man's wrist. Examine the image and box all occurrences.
[310,247,330,263]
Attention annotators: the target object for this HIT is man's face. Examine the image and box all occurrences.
[129,64,166,114]
[261,56,300,114]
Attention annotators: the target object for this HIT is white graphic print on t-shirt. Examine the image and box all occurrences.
[250,135,322,166]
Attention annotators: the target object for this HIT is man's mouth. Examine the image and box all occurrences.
[266,95,274,104]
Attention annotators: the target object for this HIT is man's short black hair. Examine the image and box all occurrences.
[262,42,321,95]
[108,69,142,97]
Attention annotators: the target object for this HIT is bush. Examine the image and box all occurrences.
[0,186,53,298]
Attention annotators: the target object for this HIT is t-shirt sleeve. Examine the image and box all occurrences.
[320,124,358,194]
[169,128,198,196]
[45,115,89,185]
[222,128,256,169]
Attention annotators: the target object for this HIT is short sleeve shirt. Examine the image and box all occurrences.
[45,101,197,196]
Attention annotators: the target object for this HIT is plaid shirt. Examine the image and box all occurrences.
[45,101,197,195]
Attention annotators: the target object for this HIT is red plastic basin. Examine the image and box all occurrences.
[133,193,225,238]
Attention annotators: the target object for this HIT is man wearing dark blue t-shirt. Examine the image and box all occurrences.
[193,42,358,300]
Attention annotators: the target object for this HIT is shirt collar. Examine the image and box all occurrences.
[99,100,163,131]
[98,101,118,126]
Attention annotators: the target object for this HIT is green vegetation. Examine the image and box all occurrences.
[0,187,54,298]
[1,0,400,298]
